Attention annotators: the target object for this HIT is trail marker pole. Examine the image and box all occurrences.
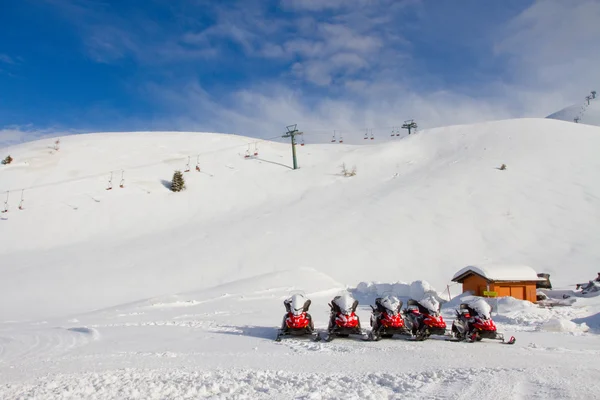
[282,124,303,170]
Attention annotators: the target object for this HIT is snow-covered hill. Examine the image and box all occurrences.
[1,118,600,399]
[1,118,599,321]
[547,92,600,126]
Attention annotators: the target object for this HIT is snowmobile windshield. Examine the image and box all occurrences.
[380,296,401,314]
[289,294,307,315]
[334,293,357,315]
[418,297,440,315]
[468,298,492,319]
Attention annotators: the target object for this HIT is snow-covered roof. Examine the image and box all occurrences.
[452,264,544,282]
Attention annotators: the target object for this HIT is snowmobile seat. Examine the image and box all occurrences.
[459,303,477,317]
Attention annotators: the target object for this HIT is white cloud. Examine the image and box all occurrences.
[17,0,598,142]
[494,0,600,113]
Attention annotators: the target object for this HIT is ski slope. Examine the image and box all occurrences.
[1,118,600,398]
[547,94,600,126]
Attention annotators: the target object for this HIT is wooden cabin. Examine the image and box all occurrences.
[451,264,543,303]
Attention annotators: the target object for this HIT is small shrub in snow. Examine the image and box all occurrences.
[340,163,356,177]
[2,155,13,165]
[499,164,507,170]
[170,170,186,192]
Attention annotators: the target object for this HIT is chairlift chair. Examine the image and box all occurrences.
[106,172,113,190]
[119,170,125,188]
[254,143,259,156]
[1,191,8,213]
[18,190,24,210]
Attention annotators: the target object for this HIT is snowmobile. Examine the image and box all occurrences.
[366,294,410,341]
[450,299,515,345]
[576,274,600,295]
[321,292,364,341]
[403,297,447,340]
[275,293,318,342]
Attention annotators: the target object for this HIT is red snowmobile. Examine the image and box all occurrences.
[321,293,364,341]
[275,293,318,341]
[403,298,447,340]
[367,294,410,341]
[450,299,515,345]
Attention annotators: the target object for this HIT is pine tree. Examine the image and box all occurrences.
[2,155,13,165]
[170,170,186,192]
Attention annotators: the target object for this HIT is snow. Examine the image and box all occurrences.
[2,118,600,398]
[540,318,589,334]
[332,292,356,314]
[355,280,443,301]
[419,296,441,314]
[547,94,600,127]
[466,297,492,319]
[452,264,543,282]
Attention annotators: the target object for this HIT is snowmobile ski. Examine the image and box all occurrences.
[276,329,321,342]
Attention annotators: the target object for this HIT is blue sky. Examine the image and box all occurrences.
[1,0,599,145]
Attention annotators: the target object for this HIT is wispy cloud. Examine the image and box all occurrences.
[0,54,16,65]
[494,0,600,111]
[7,0,599,143]
[0,125,71,148]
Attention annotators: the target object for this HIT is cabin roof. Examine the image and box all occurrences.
[452,264,544,283]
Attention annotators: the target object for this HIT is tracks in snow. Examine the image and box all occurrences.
[0,366,577,400]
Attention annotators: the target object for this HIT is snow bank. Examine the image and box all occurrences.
[573,312,600,332]
[540,318,589,333]
[355,280,444,302]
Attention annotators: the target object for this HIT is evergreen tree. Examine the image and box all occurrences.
[170,170,186,192]
[2,155,13,165]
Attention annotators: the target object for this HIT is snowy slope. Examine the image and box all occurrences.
[547,94,600,126]
[1,118,600,321]
[2,118,600,399]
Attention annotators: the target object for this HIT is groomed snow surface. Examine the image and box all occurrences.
[1,118,600,399]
